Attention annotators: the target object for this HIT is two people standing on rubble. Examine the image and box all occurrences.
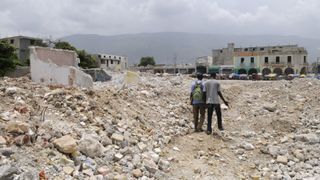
[190,73,229,134]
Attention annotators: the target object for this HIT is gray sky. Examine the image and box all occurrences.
[1,0,320,39]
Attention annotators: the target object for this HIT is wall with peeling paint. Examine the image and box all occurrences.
[30,47,93,88]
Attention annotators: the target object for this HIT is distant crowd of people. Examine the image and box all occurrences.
[190,73,229,135]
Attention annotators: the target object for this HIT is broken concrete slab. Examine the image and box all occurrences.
[82,68,112,82]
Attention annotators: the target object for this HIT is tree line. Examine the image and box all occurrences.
[0,39,157,77]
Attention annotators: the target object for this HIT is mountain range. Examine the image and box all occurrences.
[61,32,320,64]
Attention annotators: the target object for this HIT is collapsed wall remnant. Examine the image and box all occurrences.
[30,47,93,88]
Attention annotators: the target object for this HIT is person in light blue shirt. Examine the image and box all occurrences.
[190,73,206,132]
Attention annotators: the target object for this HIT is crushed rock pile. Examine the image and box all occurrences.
[0,74,194,179]
[0,74,319,180]
[221,79,320,179]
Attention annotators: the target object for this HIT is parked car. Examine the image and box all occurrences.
[277,75,285,80]
[299,74,306,78]
[239,74,248,80]
[286,74,294,80]
[230,73,240,80]
[265,74,277,80]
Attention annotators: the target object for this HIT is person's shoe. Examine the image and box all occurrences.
[218,127,224,131]
[206,130,212,135]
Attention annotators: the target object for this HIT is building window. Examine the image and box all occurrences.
[10,39,14,44]
[220,50,223,53]
[304,56,307,63]
[98,55,101,58]
[119,57,121,60]
[111,60,113,64]
[260,48,265,51]
[114,56,116,59]
[30,40,35,45]
[240,58,244,64]
[250,57,254,63]
[244,48,248,51]
[109,56,111,58]
[264,57,269,63]
[252,48,256,51]
[287,56,292,64]
[276,56,280,64]
[118,61,120,65]
[101,59,105,64]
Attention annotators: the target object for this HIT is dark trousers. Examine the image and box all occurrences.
[207,104,222,132]
[193,104,206,130]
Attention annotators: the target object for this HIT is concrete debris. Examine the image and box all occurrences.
[30,47,93,88]
[53,135,77,154]
[0,136,6,146]
[276,155,288,164]
[82,69,112,82]
[78,136,104,158]
[0,74,320,179]
[0,165,18,180]
[111,133,124,143]
[132,169,143,178]
[5,121,30,134]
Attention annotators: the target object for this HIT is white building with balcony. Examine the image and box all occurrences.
[96,53,128,71]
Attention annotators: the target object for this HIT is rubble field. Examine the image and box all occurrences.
[0,73,319,180]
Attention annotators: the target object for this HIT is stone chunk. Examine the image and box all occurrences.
[0,165,18,180]
[5,87,18,96]
[111,133,124,142]
[0,136,6,146]
[97,166,109,176]
[114,153,124,161]
[241,142,255,150]
[83,169,94,176]
[158,159,170,171]
[63,166,74,175]
[276,155,288,164]
[0,112,11,121]
[143,159,158,174]
[78,137,104,157]
[293,149,305,161]
[6,121,30,134]
[137,142,147,151]
[53,135,77,154]
[132,169,143,178]
[295,134,319,144]
[263,103,276,112]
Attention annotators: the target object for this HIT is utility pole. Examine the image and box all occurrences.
[316,57,320,75]
[173,53,177,75]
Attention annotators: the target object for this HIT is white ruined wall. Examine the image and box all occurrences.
[30,47,93,88]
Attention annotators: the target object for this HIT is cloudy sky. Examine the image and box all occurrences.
[0,0,319,39]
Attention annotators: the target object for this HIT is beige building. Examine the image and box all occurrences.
[212,43,308,75]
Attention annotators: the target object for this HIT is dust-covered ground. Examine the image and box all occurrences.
[0,73,319,180]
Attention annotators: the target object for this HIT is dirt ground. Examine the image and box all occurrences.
[163,79,320,180]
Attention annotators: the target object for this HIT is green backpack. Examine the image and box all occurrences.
[192,82,203,101]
